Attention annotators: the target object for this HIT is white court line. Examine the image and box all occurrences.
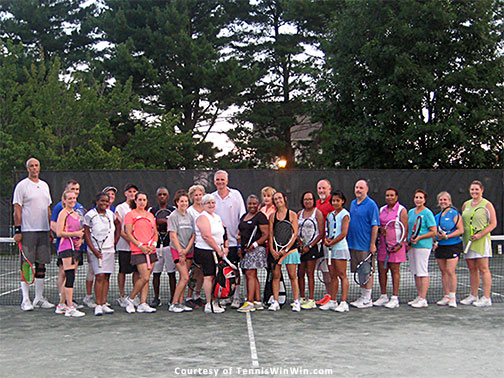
[246,312,260,367]
[0,270,18,277]
[0,274,59,297]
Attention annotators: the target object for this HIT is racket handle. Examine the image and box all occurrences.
[328,249,332,266]
[146,254,151,269]
[464,240,472,254]
[98,258,102,268]
[158,247,162,258]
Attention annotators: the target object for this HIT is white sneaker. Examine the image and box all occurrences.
[301,299,317,310]
[33,297,55,309]
[292,301,301,312]
[72,300,84,309]
[319,300,337,311]
[384,297,400,309]
[408,296,422,306]
[219,297,232,306]
[133,296,140,307]
[448,298,457,308]
[117,296,128,308]
[169,303,183,313]
[204,302,225,313]
[231,298,241,309]
[94,305,103,316]
[411,298,428,308]
[268,301,280,311]
[351,297,372,309]
[181,304,193,312]
[473,296,492,307]
[83,295,97,309]
[334,301,349,312]
[436,296,450,306]
[21,299,34,311]
[102,304,115,314]
[373,294,389,307]
[65,306,85,317]
[55,304,67,314]
[137,303,156,313]
[460,294,478,305]
[125,297,136,313]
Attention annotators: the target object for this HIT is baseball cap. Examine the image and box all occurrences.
[102,186,117,193]
[123,183,139,192]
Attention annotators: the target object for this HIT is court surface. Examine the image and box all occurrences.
[1,303,502,378]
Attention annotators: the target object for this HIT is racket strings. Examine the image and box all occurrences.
[274,222,293,246]
[133,217,156,244]
[300,220,316,245]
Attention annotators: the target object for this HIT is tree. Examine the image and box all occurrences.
[313,0,504,168]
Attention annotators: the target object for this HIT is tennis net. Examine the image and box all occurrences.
[1,237,502,305]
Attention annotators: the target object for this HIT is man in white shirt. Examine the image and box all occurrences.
[212,170,246,308]
[12,158,54,311]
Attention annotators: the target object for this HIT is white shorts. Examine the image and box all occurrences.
[465,238,492,259]
[153,246,176,274]
[408,248,431,277]
[88,251,115,274]
[326,246,350,261]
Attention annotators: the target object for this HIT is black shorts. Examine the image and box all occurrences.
[300,244,323,262]
[57,249,81,266]
[118,250,138,274]
[194,247,217,276]
[130,253,159,266]
[435,242,462,259]
[227,246,240,265]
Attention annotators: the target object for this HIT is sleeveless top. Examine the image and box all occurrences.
[59,210,81,252]
[378,202,407,255]
[273,209,298,251]
[298,209,320,243]
[195,211,225,250]
[462,198,491,256]
[327,209,350,251]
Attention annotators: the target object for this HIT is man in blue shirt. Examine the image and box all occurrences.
[347,179,379,309]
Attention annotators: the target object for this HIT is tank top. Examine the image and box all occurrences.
[58,210,81,252]
[462,198,491,256]
[378,202,406,255]
[298,209,320,242]
[195,211,225,250]
[273,209,298,251]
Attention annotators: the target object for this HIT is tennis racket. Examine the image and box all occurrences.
[316,258,331,285]
[354,253,373,286]
[155,208,172,257]
[325,212,337,265]
[19,242,35,285]
[245,225,258,250]
[383,219,405,269]
[299,218,317,255]
[89,212,112,268]
[464,207,490,254]
[437,206,460,239]
[132,216,156,269]
[272,220,296,267]
[408,216,422,246]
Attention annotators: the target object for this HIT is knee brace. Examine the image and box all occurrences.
[64,269,75,288]
[35,263,46,279]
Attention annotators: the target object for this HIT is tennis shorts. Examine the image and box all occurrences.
[153,246,176,273]
[435,242,462,259]
[350,249,375,273]
[171,247,194,264]
[408,248,430,277]
[118,250,138,274]
[130,252,159,266]
[194,247,217,276]
[300,244,322,262]
[57,249,80,265]
[87,251,115,274]
[326,246,350,261]
[21,231,51,265]
[281,249,301,265]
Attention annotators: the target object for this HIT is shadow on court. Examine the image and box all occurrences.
[1,303,502,378]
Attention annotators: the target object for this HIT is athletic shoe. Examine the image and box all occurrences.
[169,303,183,313]
[268,301,280,311]
[300,298,308,305]
[102,304,115,314]
[94,305,103,316]
[117,296,128,308]
[319,300,337,311]
[65,306,85,317]
[231,298,241,309]
[292,301,301,312]
[373,294,389,307]
[448,298,457,308]
[411,298,428,308]
[83,295,97,309]
[133,296,140,307]
[334,301,349,313]
[436,296,450,306]
[72,299,84,309]
[194,297,204,308]
[180,304,193,312]
[408,296,422,306]
[55,304,67,314]
[150,297,162,308]
[385,297,400,309]
[460,294,478,305]
[254,301,265,311]
[473,297,492,307]
[219,297,232,306]
[33,297,55,309]
[184,298,196,309]
[238,301,256,313]
[316,294,331,306]
[125,297,136,314]
[21,299,34,311]
[137,303,156,313]
[351,297,372,309]
[204,302,225,313]
[301,299,316,310]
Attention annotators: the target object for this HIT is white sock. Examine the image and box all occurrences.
[294,298,300,304]
[21,281,30,302]
[34,278,44,300]
[391,295,398,300]
[448,292,456,298]
[362,289,372,300]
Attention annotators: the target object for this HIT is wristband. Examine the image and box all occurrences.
[15,226,22,234]
[253,241,258,249]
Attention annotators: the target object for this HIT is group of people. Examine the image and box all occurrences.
[12,158,498,317]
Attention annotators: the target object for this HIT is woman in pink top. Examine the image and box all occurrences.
[260,186,277,220]
[55,190,85,317]
[374,188,408,309]
[123,192,159,313]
